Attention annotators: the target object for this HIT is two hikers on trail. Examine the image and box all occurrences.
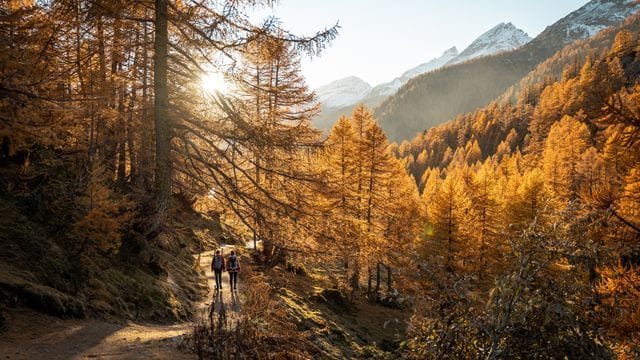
[210,250,241,291]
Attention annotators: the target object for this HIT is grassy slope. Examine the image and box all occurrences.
[256,263,410,359]
[0,156,218,322]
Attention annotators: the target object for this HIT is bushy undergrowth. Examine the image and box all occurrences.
[189,269,319,359]
[403,227,613,359]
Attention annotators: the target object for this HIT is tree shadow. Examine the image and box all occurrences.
[0,310,124,360]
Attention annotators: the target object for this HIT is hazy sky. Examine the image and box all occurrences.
[254,0,589,89]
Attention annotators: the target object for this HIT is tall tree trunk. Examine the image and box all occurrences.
[254,156,260,249]
[139,18,152,191]
[96,15,107,160]
[127,85,137,180]
[88,51,96,161]
[366,143,376,231]
[74,1,84,96]
[108,17,123,180]
[350,259,360,290]
[153,0,171,232]
[116,87,127,184]
[386,264,392,290]
[479,205,487,280]
[375,262,381,294]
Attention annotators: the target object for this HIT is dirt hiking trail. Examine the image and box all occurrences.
[0,247,242,360]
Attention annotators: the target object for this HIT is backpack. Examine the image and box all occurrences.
[213,255,223,270]
[228,255,238,270]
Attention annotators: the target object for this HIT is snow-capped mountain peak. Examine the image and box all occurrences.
[315,22,531,114]
[443,46,460,57]
[448,22,532,65]
[315,76,372,109]
[547,0,640,43]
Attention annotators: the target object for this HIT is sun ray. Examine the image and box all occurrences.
[200,71,227,95]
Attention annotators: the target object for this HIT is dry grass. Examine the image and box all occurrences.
[261,264,409,359]
[188,268,319,359]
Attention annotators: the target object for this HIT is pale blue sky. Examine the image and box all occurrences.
[254,0,589,88]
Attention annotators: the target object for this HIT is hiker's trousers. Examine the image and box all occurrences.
[214,269,223,289]
[229,271,238,289]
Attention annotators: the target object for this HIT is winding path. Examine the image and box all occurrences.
[0,247,242,359]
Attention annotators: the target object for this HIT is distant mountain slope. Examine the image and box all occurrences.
[314,47,461,130]
[402,47,460,80]
[313,22,531,131]
[369,47,460,100]
[375,0,640,142]
[312,47,459,131]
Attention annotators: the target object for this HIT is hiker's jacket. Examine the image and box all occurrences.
[211,254,226,271]
[227,255,240,273]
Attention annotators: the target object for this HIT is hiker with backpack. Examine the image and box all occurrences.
[211,250,225,290]
[227,251,241,290]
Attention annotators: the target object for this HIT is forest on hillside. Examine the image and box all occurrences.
[387,24,640,359]
[1,0,640,359]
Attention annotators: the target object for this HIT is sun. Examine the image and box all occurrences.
[200,71,227,95]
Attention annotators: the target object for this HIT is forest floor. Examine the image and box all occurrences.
[1,243,410,359]
[263,264,410,358]
[0,249,239,360]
